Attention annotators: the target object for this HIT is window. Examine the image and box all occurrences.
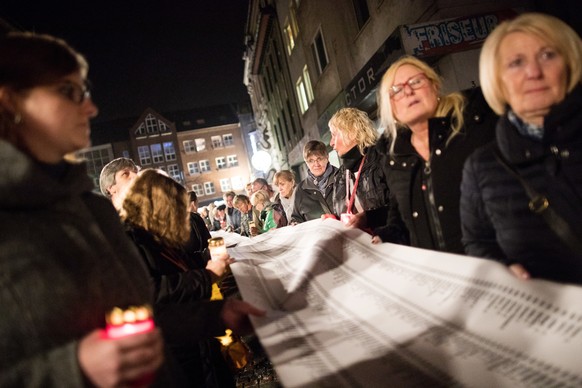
[135,123,146,136]
[204,182,216,195]
[352,0,370,29]
[211,136,223,149]
[145,114,157,134]
[187,162,200,175]
[167,164,180,181]
[220,178,231,192]
[296,66,314,114]
[163,142,176,161]
[312,29,329,75]
[138,145,151,165]
[216,156,226,170]
[195,138,206,152]
[200,159,211,173]
[284,21,295,55]
[223,134,234,146]
[231,176,244,190]
[183,140,196,153]
[192,183,204,197]
[227,155,238,167]
[150,144,164,163]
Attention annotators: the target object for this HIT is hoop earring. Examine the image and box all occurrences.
[14,113,22,125]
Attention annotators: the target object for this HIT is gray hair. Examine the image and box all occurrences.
[99,157,138,197]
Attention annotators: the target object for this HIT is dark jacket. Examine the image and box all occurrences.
[291,165,338,223]
[0,140,158,386]
[331,145,392,218]
[125,226,234,387]
[461,84,582,284]
[372,87,497,253]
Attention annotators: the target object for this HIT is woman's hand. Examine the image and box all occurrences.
[371,235,383,245]
[221,299,266,336]
[206,255,233,282]
[345,211,367,229]
[78,328,164,388]
[509,263,530,280]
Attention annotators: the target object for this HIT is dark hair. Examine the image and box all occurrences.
[303,140,328,160]
[188,191,198,203]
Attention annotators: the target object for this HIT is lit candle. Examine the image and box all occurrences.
[208,237,228,261]
[105,305,154,339]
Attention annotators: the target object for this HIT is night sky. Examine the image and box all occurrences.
[1,1,251,122]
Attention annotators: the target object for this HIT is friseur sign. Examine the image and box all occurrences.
[400,9,517,58]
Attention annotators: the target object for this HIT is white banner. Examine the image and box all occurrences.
[228,219,582,387]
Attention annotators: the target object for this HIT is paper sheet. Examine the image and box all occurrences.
[228,219,582,387]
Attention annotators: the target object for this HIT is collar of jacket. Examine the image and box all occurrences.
[0,139,93,210]
[391,117,451,157]
[497,83,582,165]
[340,145,364,171]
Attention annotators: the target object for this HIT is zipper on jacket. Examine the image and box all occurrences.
[423,160,447,250]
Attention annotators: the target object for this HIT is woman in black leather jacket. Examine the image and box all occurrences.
[354,55,496,253]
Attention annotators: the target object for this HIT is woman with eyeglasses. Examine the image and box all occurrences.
[291,140,338,223]
[351,55,496,253]
[0,31,167,386]
[0,31,264,387]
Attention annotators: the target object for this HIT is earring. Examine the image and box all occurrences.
[437,97,441,102]
[14,113,22,125]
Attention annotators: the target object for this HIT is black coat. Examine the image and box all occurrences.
[461,84,582,284]
[331,145,392,218]
[125,226,234,387]
[372,87,497,253]
[291,165,338,223]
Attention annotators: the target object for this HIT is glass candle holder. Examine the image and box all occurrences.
[105,305,154,339]
[208,237,227,261]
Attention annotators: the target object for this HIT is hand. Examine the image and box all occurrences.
[250,226,259,237]
[509,263,530,280]
[206,255,233,282]
[371,235,382,244]
[78,328,164,388]
[221,299,266,336]
[346,211,367,229]
[320,214,338,220]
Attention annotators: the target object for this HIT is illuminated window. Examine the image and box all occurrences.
[195,138,206,152]
[150,144,164,163]
[231,176,244,190]
[163,142,176,161]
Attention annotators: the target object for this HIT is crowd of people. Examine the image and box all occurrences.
[1,11,581,387]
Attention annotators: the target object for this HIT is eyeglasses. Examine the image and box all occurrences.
[389,73,428,101]
[56,80,92,104]
[306,156,327,165]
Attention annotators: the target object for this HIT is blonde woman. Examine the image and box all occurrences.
[250,189,279,234]
[461,13,582,284]
[328,107,392,221]
[354,55,496,253]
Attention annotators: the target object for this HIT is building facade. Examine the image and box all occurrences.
[78,104,253,204]
[242,0,559,181]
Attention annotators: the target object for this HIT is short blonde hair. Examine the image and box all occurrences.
[250,189,271,207]
[328,107,378,154]
[479,12,582,115]
[377,55,465,154]
[273,170,295,186]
